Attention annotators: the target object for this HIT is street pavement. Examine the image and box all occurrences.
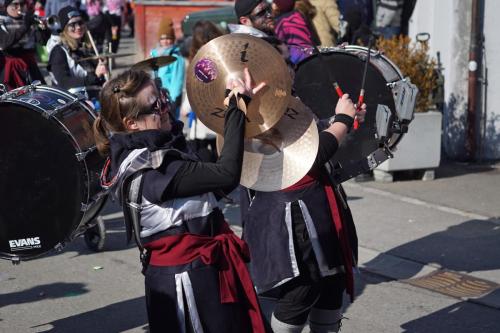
[1,35,500,332]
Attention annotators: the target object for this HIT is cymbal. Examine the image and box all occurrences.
[216,97,318,192]
[131,56,177,71]
[77,53,135,62]
[186,34,292,138]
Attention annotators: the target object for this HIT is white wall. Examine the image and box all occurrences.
[408,0,499,160]
[482,0,500,159]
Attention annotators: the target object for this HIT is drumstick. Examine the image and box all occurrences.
[86,31,109,81]
[354,36,374,130]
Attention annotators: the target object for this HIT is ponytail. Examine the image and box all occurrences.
[93,115,110,156]
[92,70,152,156]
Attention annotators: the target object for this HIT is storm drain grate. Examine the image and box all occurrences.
[405,270,499,299]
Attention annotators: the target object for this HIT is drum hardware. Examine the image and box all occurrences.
[77,52,135,63]
[42,98,78,119]
[75,146,97,162]
[186,34,292,138]
[0,84,7,95]
[131,55,177,72]
[393,79,418,122]
[354,36,374,130]
[375,104,391,141]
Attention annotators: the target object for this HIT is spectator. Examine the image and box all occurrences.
[150,16,185,116]
[0,0,50,89]
[273,0,319,65]
[339,6,373,46]
[308,0,341,47]
[45,0,76,17]
[374,0,404,39]
[103,0,124,53]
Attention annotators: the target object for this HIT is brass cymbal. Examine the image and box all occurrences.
[217,97,319,192]
[186,34,292,138]
[77,53,135,62]
[131,56,177,71]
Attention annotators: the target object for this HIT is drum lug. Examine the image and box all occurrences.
[10,256,21,265]
[81,202,90,212]
[54,242,65,252]
[43,99,78,119]
[75,147,96,161]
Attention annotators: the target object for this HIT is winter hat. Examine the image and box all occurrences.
[158,17,175,40]
[234,0,262,18]
[58,6,81,29]
[273,0,295,13]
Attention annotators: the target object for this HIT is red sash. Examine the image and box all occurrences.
[144,222,266,333]
[284,173,355,302]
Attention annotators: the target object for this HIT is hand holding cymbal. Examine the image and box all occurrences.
[225,67,267,114]
[187,34,292,138]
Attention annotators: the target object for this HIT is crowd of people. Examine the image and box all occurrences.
[0,0,134,93]
[1,0,417,332]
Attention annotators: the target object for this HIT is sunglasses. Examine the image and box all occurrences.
[68,20,85,30]
[9,1,26,8]
[136,97,165,117]
[250,5,272,20]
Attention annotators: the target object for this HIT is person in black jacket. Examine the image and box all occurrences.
[0,0,50,89]
[93,69,268,333]
[47,5,107,94]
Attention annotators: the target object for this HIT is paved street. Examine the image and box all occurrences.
[1,36,500,332]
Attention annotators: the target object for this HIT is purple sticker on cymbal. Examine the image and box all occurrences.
[194,58,217,83]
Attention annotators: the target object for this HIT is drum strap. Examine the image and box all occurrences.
[123,171,150,273]
[329,148,392,184]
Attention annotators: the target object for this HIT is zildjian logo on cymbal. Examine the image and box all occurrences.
[240,43,249,63]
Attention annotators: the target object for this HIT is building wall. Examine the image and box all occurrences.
[482,0,500,159]
[409,0,499,160]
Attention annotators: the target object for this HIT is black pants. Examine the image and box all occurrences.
[145,262,253,333]
[273,202,346,325]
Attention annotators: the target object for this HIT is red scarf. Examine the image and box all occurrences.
[144,223,266,333]
[284,172,355,302]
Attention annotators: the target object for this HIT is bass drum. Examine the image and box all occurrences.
[0,85,107,261]
[294,45,404,167]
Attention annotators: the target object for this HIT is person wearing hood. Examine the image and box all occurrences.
[0,0,50,89]
[150,16,185,116]
[94,69,268,332]
[47,5,107,94]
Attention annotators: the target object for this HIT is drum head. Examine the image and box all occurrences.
[0,103,86,260]
[294,50,400,166]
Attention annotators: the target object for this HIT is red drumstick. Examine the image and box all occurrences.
[355,37,374,130]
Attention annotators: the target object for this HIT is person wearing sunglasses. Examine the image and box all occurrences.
[94,69,268,332]
[46,6,107,96]
[0,0,50,89]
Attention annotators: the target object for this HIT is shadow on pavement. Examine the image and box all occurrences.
[0,282,89,308]
[401,291,500,333]
[34,296,148,333]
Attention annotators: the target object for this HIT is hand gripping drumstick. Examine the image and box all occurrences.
[86,30,109,81]
[354,36,374,130]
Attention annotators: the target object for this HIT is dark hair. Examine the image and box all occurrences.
[189,20,224,60]
[93,70,152,156]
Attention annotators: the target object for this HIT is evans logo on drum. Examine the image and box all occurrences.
[8,237,41,251]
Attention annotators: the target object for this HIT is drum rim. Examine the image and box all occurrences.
[0,86,100,260]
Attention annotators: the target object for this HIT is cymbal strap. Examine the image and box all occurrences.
[223,90,247,114]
